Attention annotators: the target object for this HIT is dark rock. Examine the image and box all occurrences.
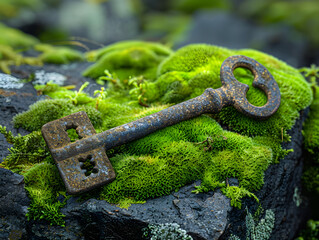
[177,10,308,67]
[26,182,231,240]
[0,74,38,161]
[0,168,30,240]
[220,109,310,240]
[9,62,97,90]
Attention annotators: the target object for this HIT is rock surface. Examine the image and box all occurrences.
[0,81,37,160]
[28,183,231,240]
[0,168,30,240]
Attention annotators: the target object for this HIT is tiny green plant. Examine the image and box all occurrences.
[299,64,319,93]
[97,69,125,90]
[94,87,107,110]
[299,64,319,84]
[66,81,90,105]
[96,69,114,85]
[129,76,149,107]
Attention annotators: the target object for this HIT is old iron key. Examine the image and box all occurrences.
[41,55,281,194]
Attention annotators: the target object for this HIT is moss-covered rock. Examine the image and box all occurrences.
[0,44,42,74]
[1,42,314,225]
[0,25,84,74]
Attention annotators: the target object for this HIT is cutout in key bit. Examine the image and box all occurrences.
[79,155,98,176]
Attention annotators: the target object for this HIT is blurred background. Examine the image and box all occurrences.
[0,0,318,67]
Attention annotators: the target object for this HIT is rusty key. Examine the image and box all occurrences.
[41,55,281,194]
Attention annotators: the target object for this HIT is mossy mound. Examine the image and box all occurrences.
[303,85,319,162]
[0,23,39,48]
[1,42,313,226]
[35,44,84,64]
[141,44,312,159]
[83,41,173,80]
[13,98,102,132]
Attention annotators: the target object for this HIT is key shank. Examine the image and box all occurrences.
[51,87,230,161]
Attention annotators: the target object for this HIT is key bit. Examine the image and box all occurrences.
[41,55,281,194]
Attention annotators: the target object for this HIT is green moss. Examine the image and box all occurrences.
[1,42,313,225]
[170,0,231,14]
[24,162,66,226]
[13,98,102,132]
[296,219,319,240]
[221,186,259,209]
[0,127,50,173]
[0,126,65,226]
[299,63,319,195]
[0,23,39,48]
[35,44,84,64]
[83,41,173,80]
[303,85,319,161]
[140,44,312,161]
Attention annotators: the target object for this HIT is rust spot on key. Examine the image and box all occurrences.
[42,55,281,194]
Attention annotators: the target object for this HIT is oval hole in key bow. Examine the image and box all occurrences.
[233,67,267,107]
